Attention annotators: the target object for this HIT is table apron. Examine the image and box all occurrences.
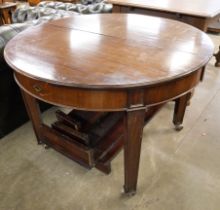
[14,68,204,111]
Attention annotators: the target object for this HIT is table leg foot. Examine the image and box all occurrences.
[44,144,50,149]
[173,92,192,131]
[174,123,183,131]
[123,186,136,196]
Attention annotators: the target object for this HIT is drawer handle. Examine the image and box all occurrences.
[33,84,43,93]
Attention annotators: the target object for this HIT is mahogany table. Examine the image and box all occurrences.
[4,14,214,195]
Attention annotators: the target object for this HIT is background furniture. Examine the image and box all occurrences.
[208,20,220,67]
[0,2,17,25]
[12,1,112,23]
[107,0,220,31]
[0,23,31,138]
[208,17,220,33]
[5,14,214,194]
[0,23,52,138]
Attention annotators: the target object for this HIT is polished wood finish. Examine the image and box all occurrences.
[14,68,204,110]
[0,2,16,25]
[108,0,220,32]
[5,14,214,195]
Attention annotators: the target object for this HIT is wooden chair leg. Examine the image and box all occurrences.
[173,92,192,131]
[21,90,44,144]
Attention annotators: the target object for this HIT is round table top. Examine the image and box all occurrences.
[4,14,214,89]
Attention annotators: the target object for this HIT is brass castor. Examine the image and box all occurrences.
[123,186,136,196]
[175,123,183,131]
[44,144,50,149]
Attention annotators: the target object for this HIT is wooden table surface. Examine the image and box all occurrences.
[4,14,214,195]
[5,14,213,89]
[107,0,220,18]
[107,0,220,66]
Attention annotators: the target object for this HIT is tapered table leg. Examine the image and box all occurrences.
[21,90,44,144]
[124,108,146,195]
[173,92,192,131]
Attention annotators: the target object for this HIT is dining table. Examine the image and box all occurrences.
[4,14,214,195]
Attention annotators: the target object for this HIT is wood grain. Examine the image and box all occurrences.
[5,14,213,89]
